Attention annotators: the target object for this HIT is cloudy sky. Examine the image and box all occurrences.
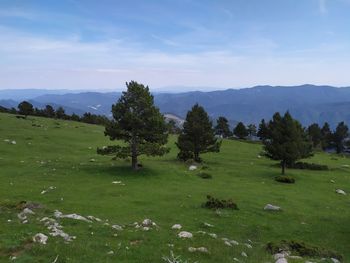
[1,0,350,91]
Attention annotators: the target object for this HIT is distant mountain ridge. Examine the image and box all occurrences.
[2,84,350,127]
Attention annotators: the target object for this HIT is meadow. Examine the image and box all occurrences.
[0,112,349,263]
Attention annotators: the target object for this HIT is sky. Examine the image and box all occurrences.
[1,0,350,91]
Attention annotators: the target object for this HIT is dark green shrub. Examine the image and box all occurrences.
[289,162,328,170]
[266,240,342,260]
[203,195,238,210]
[275,176,295,184]
[197,172,212,179]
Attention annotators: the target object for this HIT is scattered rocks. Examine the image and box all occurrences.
[41,217,75,242]
[188,247,208,253]
[264,204,281,211]
[142,218,156,227]
[203,222,214,228]
[87,215,102,222]
[171,224,182,230]
[17,208,35,223]
[335,189,346,195]
[41,186,56,194]
[178,231,193,238]
[275,258,288,263]
[33,233,48,244]
[54,210,92,222]
[189,165,197,171]
[111,224,123,231]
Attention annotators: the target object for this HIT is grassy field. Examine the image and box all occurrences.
[0,112,349,263]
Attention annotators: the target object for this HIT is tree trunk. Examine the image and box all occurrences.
[281,160,286,175]
[131,137,138,170]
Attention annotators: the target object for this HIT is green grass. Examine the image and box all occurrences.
[0,113,349,263]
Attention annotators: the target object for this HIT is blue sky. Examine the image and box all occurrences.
[0,0,350,90]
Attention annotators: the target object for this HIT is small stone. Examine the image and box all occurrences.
[245,243,252,248]
[336,189,346,195]
[178,231,193,238]
[189,165,197,171]
[224,241,232,247]
[33,233,48,244]
[208,233,217,239]
[264,204,281,211]
[112,225,123,231]
[143,227,150,231]
[142,219,153,227]
[171,224,182,230]
[275,258,288,263]
[331,258,341,263]
[107,250,114,255]
[241,252,247,257]
[188,247,208,253]
[274,253,285,260]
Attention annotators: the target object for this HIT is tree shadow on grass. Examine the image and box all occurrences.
[78,163,161,179]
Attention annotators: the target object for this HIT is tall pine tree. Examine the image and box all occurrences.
[177,104,221,162]
[264,112,312,175]
[98,81,169,170]
[214,116,231,138]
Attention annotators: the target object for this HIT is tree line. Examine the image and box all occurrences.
[96,81,349,175]
[0,101,110,126]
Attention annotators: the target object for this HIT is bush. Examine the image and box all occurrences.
[289,162,328,170]
[275,176,295,184]
[197,172,212,179]
[203,195,238,210]
[266,240,342,260]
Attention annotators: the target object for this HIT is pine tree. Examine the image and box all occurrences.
[55,107,66,119]
[44,105,55,118]
[18,101,34,118]
[176,104,221,162]
[257,119,269,140]
[264,112,313,175]
[214,116,231,138]
[233,122,248,139]
[321,122,332,150]
[307,123,322,148]
[247,124,257,137]
[97,81,169,170]
[333,121,349,153]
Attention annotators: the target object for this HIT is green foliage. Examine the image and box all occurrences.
[176,104,221,162]
[333,121,349,153]
[44,105,55,118]
[266,240,342,260]
[263,112,313,174]
[166,119,181,134]
[214,116,231,138]
[257,119,269,140]
[321,122,332,150]
[17,101,34,117]
[247,124,257,137]
[197,172,212,179]
[100,81,169,170]
[203,195,238,210]
[233,122,248,139]
[289,162,328,170]
[307,123,322,148]
[275,175,295,184]
[55,107,66,119]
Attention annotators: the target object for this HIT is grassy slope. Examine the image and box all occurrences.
[0,112,349,263]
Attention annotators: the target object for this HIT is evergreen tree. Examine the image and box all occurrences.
[257,119,269,140]
[55,107,66,119]
[321,122,332,150]
[166,119,181,134]
[233,122,248,139]
[44,105,55,118]
[264,112,313,175]
[247,124,257,137]
[214,116,231,138]
[333,121,349,153]
[176,104,221,162]
[97,81,169,170]
[307,123,322,148]
[18,101,34,118]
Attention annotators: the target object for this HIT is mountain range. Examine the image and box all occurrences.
[2,84,350,128]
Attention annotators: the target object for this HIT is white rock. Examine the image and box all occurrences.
[188,247,208,253]
[208,233,217,239]
[274,253,285,260]
[264,204,281,211]
[143,227,150,231]
[230,240,239,245]
[331,258,341,263]
[241,252,247,257]
[203,222,214,227]
[11,140,16,145]
[244,243,252,248]
[189,165,197,171]
[336,189,346,195]
[111,225,123,231]
[54,210,91,222]
[233,258,239,262]
[275,258,288,263]
[171,224,182,230]
[224,241,232,247]
[107,250,114,255]
[142,218,153,227]
[178,231,193,238]
[288,256,302,259]
[33,233,48,244]
[330,180,335,183]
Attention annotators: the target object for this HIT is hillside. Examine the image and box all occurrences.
[0,113,349,262]
[3,85,350,127]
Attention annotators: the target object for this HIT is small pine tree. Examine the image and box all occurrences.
[257,119,269,140]
[307,123,322,148]
[214,116,231,138]
[321,122,332,150]
[263,112,313,175]
[55,107,66,119]
[247,124,257,137]
[44,105,55,118]
[333,121,349,153]
[18,101,34,118]
[176,104,221,162]
[233,122,248,139]
[97,81,169,170]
